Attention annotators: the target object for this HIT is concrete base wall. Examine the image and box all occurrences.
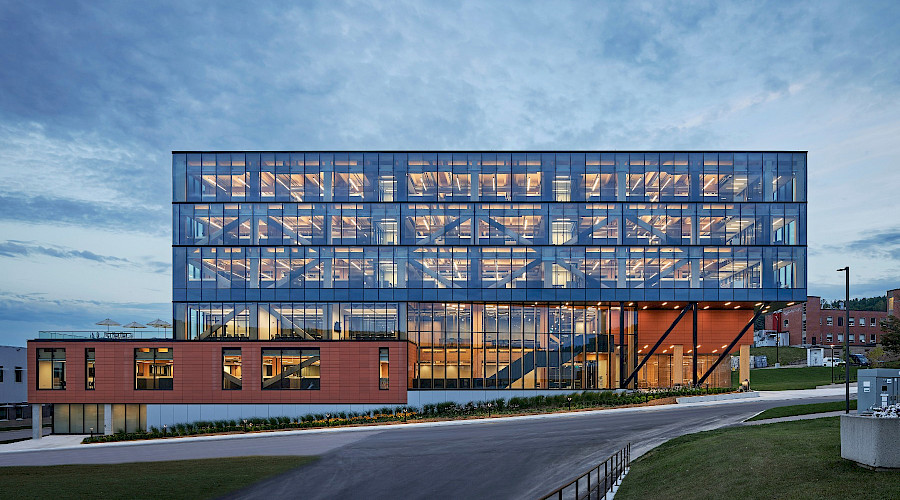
[676,392,758,404]
[407,389,620,407]
[146,403,400,429]
[840,414,900,469]
[146,389,620,428]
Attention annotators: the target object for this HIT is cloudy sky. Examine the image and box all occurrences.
[1,1,899,346]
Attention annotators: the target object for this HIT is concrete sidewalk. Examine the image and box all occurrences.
[0,386,854,455]
[742,410,847,425]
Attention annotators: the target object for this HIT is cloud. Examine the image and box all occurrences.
[0,291,170,346]
[0,0,899,337]
[809,275,900,302]
[0,240,168,273]
[824,227,900,259]
[0,193,168,236]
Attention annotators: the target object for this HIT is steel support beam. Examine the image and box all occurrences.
[697,304,767,386]
[621,302,695,389]
[692,303,698,386]
[619,302,626,389]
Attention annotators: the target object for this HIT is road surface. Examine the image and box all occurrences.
[0,393,846,499]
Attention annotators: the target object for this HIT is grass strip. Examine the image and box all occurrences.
[616,418,900,500]
[747,400,858,421]
[0,455,316,499]
[746,346,808,366]
[732,366,860,391]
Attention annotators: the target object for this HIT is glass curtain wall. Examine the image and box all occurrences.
[408,303,635,390]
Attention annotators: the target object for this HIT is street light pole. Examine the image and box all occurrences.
[837,266,850,414]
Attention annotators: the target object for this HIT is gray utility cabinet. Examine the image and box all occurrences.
[857,369,900,413]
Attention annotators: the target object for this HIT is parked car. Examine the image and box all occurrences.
[849,354,870,367]
[823,357,844,367]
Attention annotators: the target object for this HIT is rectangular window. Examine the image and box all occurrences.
[15,406,24,420]
[223,348,242,390]
[0,407,6,420]
[849,334,854,342]
[85,349,95,390]
[837,317,843,327]
[15,366,23,383]
[871,334,876,343]
[0,366,3,383]
[379,348,389,390]
[859,318,866,327]
[783,319,789,328]
[849,318,855,327]
[872,317,877,327]
[838,334,843,342]
[262,348,320,390]
[134,348,174,390]
[826,316,833,326]
[826,334,833,343]
[37,349,65,390]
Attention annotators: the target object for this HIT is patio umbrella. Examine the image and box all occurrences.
[96,318,120,332]
[146,319,172,336]
[122,321,146,337]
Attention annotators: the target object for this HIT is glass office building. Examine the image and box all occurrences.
[171,151,806,391]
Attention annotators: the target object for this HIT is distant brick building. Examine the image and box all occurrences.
[765,289,900,349]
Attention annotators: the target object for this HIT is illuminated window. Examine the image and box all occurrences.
[379,348,389,390]
[262,349,319,390]
[134,348,173,390]
[37,349,65,390]
[222,348,242,390]
[85,349,95,390]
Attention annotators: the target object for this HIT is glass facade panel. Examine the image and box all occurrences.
[173,151,806,389]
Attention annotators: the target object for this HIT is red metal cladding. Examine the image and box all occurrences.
[28,340,409,405]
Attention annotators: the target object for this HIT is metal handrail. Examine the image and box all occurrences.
[540,443,631,500]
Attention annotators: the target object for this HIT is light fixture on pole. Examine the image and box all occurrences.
[837,267,850,414]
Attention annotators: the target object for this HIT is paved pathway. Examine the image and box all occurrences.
[742,410,847,425]
[0,388,852,499]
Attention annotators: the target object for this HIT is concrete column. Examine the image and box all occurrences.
[673,345,684,386]
[31,404,42,440]
[740,345,750,388]
[104,403,113,435]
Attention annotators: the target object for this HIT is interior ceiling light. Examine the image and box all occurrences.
[703,305,710,309]
[661,302,668,306]
[642,305,648,309]
[724,302,731,306]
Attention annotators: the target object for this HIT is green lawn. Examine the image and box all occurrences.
[616,417,900,500]
[746,400,857,421]
[746,346,808,366]
[732,366,860,391]
[0,456,316,499]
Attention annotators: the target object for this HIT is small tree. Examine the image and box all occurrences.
[879,316,900,355]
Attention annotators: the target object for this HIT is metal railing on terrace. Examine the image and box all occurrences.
[38,330,174,340]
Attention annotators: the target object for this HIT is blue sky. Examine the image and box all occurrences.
[1,1,899,346]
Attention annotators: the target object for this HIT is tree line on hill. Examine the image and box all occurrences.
[820,295,887,312]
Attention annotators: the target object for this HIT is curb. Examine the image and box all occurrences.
[676,392,759,404]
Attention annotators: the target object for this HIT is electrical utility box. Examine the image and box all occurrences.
[857,368,900,413]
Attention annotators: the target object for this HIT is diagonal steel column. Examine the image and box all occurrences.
[697,304,767,386]
[621,302,695,389]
